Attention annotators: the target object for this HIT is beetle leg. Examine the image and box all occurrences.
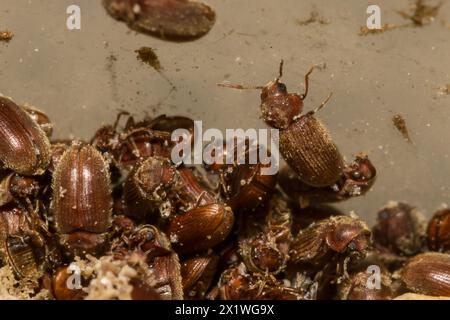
[113,110,131,131]
[307,92,333,116]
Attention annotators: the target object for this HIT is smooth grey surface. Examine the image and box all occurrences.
[1,0,450,224]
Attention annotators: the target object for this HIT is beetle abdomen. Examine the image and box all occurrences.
[280,115,344,187]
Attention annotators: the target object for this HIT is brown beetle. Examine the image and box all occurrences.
[209,139,278,212]
[123,156,177,220]
[103,0,216,40]
[337,269,393,300]
[52,265,87,300]
[373,202,426,257]
[218,264,306,300]
[0,96,51,176]
[126,225,183,299]
[181,254,218,299]
[52,142,112,257]
[0,203,46,280]
[279,153,376,207]
[401,252,450,297]
[91,112,174,169]
[238,193,292,275]
[427,208,450,252]
[165,167,234,255]
[290,215,372,269]
[220,61,344,187]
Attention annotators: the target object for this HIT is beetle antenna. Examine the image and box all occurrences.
[217,83,264,90]
[308,92,333,115]
[300,65,320,100]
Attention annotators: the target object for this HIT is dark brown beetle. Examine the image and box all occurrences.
[290,215,371,269]
[427,208,450,252]
[279,153,376,208]
[52,142,112,257]
[123,156,177,220]
[126,225,183,299]
[220,61,344,187]
[373,202,426,258]
[165,167,234,255]
[337,269,393,300]
[401,252,450,297]
[0,96,51,176]
[209,139,278,212]
[0,203,46,280]
[181,254,218,299]
[91,112,175,169]
[238,193,292,275]
[103,0,216,41]
[218,264,306,300]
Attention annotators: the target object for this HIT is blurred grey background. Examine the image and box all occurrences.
[1,0,450,224]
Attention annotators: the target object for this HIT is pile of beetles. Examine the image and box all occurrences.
[1,60,450,300]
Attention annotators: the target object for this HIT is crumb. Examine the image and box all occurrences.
[135,47,162,72]
[0,30,13,42]
[359,24,399,36]
[392,114,412,143]
[437,84,450,96]
[398,0,442,27]
[0,266,50,300]
[296,10,329,26]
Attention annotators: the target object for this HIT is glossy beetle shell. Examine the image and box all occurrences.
[402,252,450,296]
[181,255,218,299]
[167,203,234,254]
[290,215,371,265]
[279,114,344,187]
[0,96,51,175]
[427,209,450,252]
[52,142,112,256]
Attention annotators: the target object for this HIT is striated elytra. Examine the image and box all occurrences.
[52,142,112,256]
[279,115,344,187]
[402,252,450,296]
[0,96,51,176]
[167,203,234,254]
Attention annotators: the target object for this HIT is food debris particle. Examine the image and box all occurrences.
[135,47,162,72]
[437,84,450,96]
[392,114,412,143]
[0,30,13,42]
[296,10,329,26]
[359,24,399,36]
[398,0,442,27]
